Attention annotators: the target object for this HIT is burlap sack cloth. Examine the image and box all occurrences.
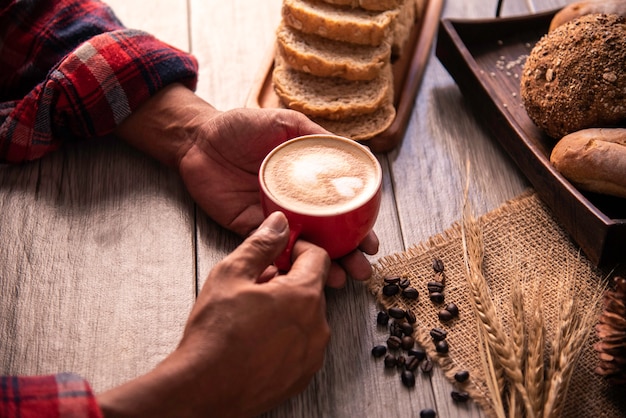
[368,191,626,418]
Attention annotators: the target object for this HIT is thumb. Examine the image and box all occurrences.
[216,211,290,282]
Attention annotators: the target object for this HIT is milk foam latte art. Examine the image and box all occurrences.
[261,136,380,215]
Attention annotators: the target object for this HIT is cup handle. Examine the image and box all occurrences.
[274,223,302,272]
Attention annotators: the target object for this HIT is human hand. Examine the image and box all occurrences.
[115,83,379,286]
[97,212,331,418]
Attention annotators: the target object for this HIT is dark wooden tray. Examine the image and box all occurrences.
[246,0,445,153]
[436,10,626,267]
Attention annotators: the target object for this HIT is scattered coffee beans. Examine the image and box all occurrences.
[383,284,400,296]
[399,278,411,289]
[371,345,387,357]
[384,354,397,368]
[384,276,401,285]
[446,302,459,317]
[433,258,445,273]
[376,311,390,326]
[405,355,420,371]
[429,292,445,304]
[389,321,403,338]
[405,309,417,324]
[420,409,436,418]
[387,335,402,350]
[451,391,470,403]
[396,355,406,369]
[402,287,419,300]
[388,307,406,319]
[454,370,470,383]
[401,336,415,350]
[429,327,447,341]
[427,281,444,293]
[399,321,413,336]
[435,340,449,354]
[401,370,416,388]
[408,347,426,360]
[420,358,433,374]
[438,309,454,322]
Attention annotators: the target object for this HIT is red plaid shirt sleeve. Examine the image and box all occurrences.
[0,373,102,418]
[0,0,199,163]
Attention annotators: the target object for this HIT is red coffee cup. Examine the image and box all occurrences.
[259,134,382,270]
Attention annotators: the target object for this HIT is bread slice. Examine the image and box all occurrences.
[319,0,403,12]
[282,0,399,46]
[276,22,392,80]
[272,55,393,120]
[391,0,417,56]
[312,90,396,141]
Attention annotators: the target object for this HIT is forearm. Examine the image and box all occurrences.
[114,83,221,170]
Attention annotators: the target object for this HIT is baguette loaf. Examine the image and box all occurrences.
[276,22,391,80]
[319,0,403,11]
[550,128,626,198]
[549,0,626,31]
[272,55,393,120]
[282,0,399,46]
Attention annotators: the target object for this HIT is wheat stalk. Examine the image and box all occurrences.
[542,275,604,418]
[525,281,545,418]
[509,278,526,418]
[461,197,536,418]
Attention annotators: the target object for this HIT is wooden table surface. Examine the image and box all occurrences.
[0,0,573,416]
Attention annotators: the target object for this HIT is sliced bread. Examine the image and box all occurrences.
[312,91,396,141]
[318,0,403,12]
[276,22,392,80]
[272,55,393,120]
[282,0,399,46]
[391,0,418,56]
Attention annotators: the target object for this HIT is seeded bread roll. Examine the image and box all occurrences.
[276,22,391,80]
[550,128,626,198]
[520,14,626,139]
[272,55,393,120]
[282,0,398,46]
[319,0,403,12]
[549,0,626,31]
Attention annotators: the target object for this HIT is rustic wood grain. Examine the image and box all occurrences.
[0,0,574,416]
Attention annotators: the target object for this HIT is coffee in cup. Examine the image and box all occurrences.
[259,134,382,269]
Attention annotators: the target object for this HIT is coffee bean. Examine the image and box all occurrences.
[454,370,470,383]
[387,335,402,350]
[421,358,433,374]
[388,307,406,319]
[438,309,454,322]
[376,311,390,326]
[399,321,413,336]
[396,355,406,369]
[433,258,445,273]
[399,278,411,289]
[405,309,417,324]
[427,281,444,293]
[451,391,470,402]
[405,355,420,371]
[420,409,437,418]
[429,327,448,341]
[401,336,415,350]
[384,354,397,369]
[435,340,449,354]
[401,370,416,388]
[384,276,401,285]
[382,284,400,296]
[429,292,445,304]
[371,345,387,357]
[402,287,419,300]
[389,321,403,338]
[446,302,459,317]
[408,347,426,361]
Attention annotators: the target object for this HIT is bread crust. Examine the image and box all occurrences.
[319,0,403,12]
[549,0,626,31]
[520,14,626,139]
[550,128,626,198]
